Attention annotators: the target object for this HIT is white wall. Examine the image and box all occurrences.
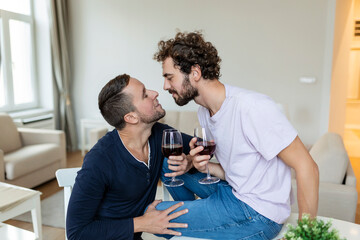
[68,0,335,146]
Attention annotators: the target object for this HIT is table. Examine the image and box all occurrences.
[0,223,36,240]
[0,182,42,240]
[275,213,360,239]
[170,213,360,240]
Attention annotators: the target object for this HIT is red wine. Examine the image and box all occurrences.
[195,141,216,155]
[162,144,183,157]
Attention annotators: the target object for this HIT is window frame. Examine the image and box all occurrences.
[0,1,38,112]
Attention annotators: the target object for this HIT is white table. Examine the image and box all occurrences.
[170,213,360,240]
[0,223,37,240]
[0,182,42,240]
[276,213,360,240]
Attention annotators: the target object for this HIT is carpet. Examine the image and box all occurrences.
[13,190,65,228]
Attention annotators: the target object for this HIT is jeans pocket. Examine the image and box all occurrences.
[239,201,256,221]
[237,231,269,240]
[258,214,283,237]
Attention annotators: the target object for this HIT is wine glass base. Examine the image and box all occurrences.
[163,179,184,187]
[199,177,220,185]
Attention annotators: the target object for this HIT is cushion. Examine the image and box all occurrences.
[4,143,62,180]
[0,113,22,153]
[178,111,200,136]
[309,132,349,184]
[159,111,200,136]
[159,111,180,129]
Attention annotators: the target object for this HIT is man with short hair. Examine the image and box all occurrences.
[67,74,194,240]
[153,31,319,239]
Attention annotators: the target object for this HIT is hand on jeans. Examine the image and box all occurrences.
[134,200,188,235]
[165,153,193,177]
[189,137,211,174]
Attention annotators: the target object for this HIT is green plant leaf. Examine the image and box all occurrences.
[283,214,346,240]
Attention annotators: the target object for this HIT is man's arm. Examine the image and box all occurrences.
[278,136,319,219]
[67,158,188,240]
[66,165,135,240]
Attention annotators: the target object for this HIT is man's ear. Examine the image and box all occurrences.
[124,112,138,124]
[190,65,202,82]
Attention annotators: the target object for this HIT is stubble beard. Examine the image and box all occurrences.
[138,108,166,124]
[172,74,199,106]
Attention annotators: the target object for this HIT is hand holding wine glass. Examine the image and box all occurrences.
[194,127,220,184]
[162,129,184,187]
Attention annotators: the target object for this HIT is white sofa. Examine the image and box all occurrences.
[0,113,66,188]
[89,111,358,222]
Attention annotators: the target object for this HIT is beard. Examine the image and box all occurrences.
[137,108,166,124]
[169,74,199,106]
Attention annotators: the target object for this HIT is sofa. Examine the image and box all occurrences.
[0,113,66,188]
[88,111,358,222]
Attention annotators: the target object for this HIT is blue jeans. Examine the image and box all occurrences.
[157,158,283,240]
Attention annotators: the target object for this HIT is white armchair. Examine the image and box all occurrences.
[0,113,66,188]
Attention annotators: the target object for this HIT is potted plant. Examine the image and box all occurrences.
[283,214,346,240]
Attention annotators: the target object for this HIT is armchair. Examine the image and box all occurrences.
[0,113,66,188]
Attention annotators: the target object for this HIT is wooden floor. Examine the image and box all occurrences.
[4,152,360,240]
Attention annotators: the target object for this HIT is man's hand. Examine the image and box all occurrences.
[189,137,210,173]
[134,200,188,236]
[165,153,193,177]
[189,137,226,180]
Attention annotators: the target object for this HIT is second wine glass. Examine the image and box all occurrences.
[194,127,220,184]
[161,129,184,187]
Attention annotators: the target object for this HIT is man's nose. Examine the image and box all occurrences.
[150,90,159,99]
[163,79,170,90]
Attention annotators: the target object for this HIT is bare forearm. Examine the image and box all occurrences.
[296,163,319,219]
[278,136,319,219]
[209,162,225,180]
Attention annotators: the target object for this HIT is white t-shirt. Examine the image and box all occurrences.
[198,84,297,224]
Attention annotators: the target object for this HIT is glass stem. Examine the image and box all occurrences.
[206,163,211,179]
[171,176,175,182]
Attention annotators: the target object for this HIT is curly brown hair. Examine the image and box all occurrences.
[154,31,221,80]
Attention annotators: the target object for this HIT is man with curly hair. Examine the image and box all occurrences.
[153,31,319,239]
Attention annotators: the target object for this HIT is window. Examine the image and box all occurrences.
[0,0,37,112]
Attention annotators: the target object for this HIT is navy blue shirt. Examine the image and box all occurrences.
[66,123,192,240]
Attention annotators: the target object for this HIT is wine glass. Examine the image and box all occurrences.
[162,129,184,187]
[194,127,220,184]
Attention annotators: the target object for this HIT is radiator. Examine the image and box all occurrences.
[11,110,55,130]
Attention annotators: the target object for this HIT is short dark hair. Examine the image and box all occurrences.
[154,31,221,80]
[98,74,135,130]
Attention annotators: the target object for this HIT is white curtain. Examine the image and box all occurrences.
[47,0,77,151]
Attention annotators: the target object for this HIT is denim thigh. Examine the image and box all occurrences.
[161,157,222,200]
[155,184,283,240]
